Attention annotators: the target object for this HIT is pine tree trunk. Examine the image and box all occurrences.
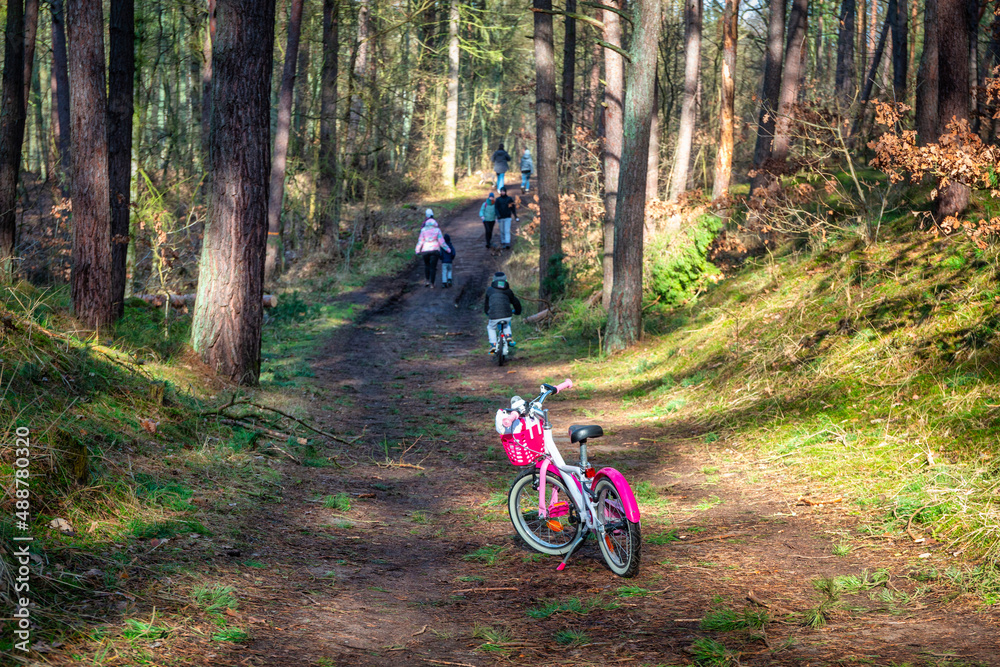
[535,0,562,299]
[50,0,71,182]
[891,0,907,102]
[647,76,660,201]
[108,0,135,319]
[191,0,276,384]
[668,0,702,200]
[441,0,459,189]
[201,0,217,179]
[584,37,601,132]
[935,0,970,216]
[346,0,370,168]
[916,0,938,145]
[318,0,339,251]
[23,0,39,116]
[750,0,787,194]
[66,0,113,327]
[560,0,577,165]
[602,0,624,309]
[835,0,857,106]
[265,0,305,281]
[771,0,809,163]
[712,0,738,200]
[606,0,661,353]
[291,20,311,156]
[0,0,28,278]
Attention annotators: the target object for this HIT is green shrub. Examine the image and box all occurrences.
[645,214,723,307]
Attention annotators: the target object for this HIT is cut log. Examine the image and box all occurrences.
[525,308,552,324]
[135,294,278,308]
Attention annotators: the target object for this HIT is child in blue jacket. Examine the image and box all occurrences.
[440,233,456,288]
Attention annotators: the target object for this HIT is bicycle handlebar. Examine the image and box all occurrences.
[500,379,573,429]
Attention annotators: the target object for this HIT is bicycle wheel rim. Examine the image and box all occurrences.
[595,479,640,575]
[509,470,579,553]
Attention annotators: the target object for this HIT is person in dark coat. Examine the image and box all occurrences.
[494,187,517,249]
[484,271,522,350]
[440,233,456,288]
[491,143,512,191]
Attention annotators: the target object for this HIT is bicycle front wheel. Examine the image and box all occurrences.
[508,468,581,555]
[594,477,641,577]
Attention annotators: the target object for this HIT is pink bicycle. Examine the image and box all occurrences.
[496,380,641,577]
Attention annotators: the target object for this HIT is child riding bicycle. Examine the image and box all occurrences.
[484,272,522,353]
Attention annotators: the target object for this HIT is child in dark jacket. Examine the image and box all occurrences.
[440,234,456,288]
[484,271,522,349]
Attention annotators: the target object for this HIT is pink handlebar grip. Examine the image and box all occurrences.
[502,411,520,428]
[555,379,573,393]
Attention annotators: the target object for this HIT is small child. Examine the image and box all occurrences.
[484,271,522,350]
[440,233,456,288]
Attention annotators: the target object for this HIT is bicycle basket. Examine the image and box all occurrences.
[498,414,545,466]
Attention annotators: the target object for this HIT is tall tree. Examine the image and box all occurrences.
[750,0,787,194]
[915,0,938,144]
[647,77,660,201]
[346,0,371,167]
[606,0,661,352]
[668,0,702,200]
[560,0,577,164]
[108,0,135,318]
[771,0,809,162]
[66,0,113,326]
[441,0,459,189]
[712,0,739,200]
[201,0,217,176]
[891,0,907,102]
[602,0,624,309]
[835,0,857,106]
[265,0,306,281]
[23,0,39,116]
[583,37,601,132]
[50,0,71,180]
[935,0,970,216]
[534,0,562,298]
[317,0,340,251]
[0,0,28,278]
[191,0,277,384]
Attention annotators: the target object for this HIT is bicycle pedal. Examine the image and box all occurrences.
[546,519,564,532]
[547,501,569,518]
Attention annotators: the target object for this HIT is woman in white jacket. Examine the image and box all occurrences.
[519,149,533,193]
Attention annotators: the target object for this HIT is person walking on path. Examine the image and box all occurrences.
[414,209,451,288]
[479,191,498,248]
[519,149,533,193]
[484,271,522,351]
[440,233,456,288]
[491,143,511,191]
[494,187,517,250]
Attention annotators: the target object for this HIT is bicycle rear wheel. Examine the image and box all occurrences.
[594,478,641,577]
[508,468,581,555]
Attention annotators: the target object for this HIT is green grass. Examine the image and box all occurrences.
[700,606,769,632]
[192,584,238,613]
[553,628,589,646]
[616,585,652,598]
[122,619,170,641]
[212,627,250,642]
[462,545,505,565]
[323,493,352,512]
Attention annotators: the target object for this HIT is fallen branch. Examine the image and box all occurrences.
[905,501,940,544]
[673,531,746,545]
[233,399,363,445]
[412,625,428,636]
[797,495,842,506]
[219,418,307,445]
[450,586,518,594]
[525,308,552,324]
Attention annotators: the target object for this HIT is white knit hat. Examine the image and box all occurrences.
[425,208,434,218]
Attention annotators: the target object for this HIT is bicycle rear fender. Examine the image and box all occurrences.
[592,468,641,522]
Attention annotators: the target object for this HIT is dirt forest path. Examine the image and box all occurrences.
[235,184,1000,667]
